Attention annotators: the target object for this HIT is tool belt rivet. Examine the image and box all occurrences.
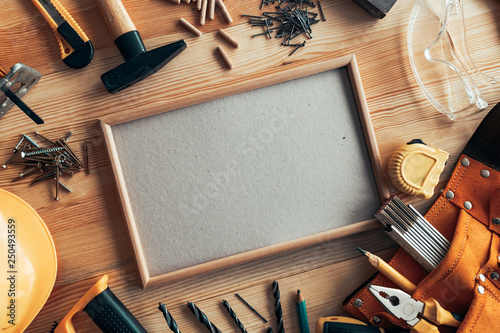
[461,158,470,167]
[372,316,381,324]
[445,190,455,199]
[481,169,490,178]
[464,201,472,210]
[477,285,485,294]
[490,272,499,280]
[353,299,363,308]
[492,217,500,225]
[479,274,486,282]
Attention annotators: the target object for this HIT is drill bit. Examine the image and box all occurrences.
[187,302,222,333]
[272,280,285,333]
[222,300,247,333]
[235,293,268,323]
[158,303,181,333]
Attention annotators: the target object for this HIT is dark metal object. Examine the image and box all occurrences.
[36,130,57,146]
[222,300,247,333]
[0,64,42,123]
[158,303,181,333]
[351,0,397,19]
[272,280,285,333]
[101,31,187,94]
[187,302,222,333]
[235,293,268,323]
[0,87,44,124]
[85,140,91,174]
[245,0,321,56]
[3,133,88,200]
[317,1,325,21]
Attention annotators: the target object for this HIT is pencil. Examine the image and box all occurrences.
[357,247,416,294]
[296,290,310,333]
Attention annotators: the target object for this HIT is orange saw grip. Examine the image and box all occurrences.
[54,275,109,333]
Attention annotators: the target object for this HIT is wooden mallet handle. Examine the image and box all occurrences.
[94,0,137,39]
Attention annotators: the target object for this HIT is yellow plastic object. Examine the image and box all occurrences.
[388,139,449,199]
[29,0,91,61]
[315,316,385,332]
[0,189,57,332]
[53,275,109,333]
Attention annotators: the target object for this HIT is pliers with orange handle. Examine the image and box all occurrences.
[368,284,463,333]
[30,0,93,68]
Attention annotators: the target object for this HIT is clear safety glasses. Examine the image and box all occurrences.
[408,0,497,120]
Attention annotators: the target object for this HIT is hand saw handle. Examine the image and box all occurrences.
[94,0,137,39]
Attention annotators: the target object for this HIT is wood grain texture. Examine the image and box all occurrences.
[1,0,499,332]
[94,0,137,38]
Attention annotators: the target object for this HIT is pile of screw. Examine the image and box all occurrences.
[246,0,325,56]
[2,132,90,201]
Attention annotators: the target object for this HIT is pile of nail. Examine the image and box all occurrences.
[2,132,89,201]
[246,0,325,56]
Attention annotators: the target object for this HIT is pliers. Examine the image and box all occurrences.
[368,284,463,333]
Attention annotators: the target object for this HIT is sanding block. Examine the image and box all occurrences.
[351,0,397,19]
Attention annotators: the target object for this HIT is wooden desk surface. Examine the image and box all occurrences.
[1,0,499,331]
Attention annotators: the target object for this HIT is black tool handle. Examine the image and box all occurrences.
[83,287,147,333]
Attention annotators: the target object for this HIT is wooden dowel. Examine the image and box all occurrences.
[209,0,215,20]
[218,29,239,48]
[216,0,233,23]
[200,0,208,25]
[216,46,233,69]
[94,0,137,38]
[179,18,202,36]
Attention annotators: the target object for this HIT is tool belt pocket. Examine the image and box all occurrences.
[411,206,500,332]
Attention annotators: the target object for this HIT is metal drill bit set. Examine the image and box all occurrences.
[375,195,450,272]
[2,132,90,200]
[158,282,282,333]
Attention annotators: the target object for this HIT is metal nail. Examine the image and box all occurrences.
[22,133,41,148]
[35,130,57,146]
[65,131,73,143]
[21,147,64,158]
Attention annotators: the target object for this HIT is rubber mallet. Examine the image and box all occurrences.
[95,0,187,93]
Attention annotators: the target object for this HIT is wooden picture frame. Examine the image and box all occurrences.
[100,54,389,288]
